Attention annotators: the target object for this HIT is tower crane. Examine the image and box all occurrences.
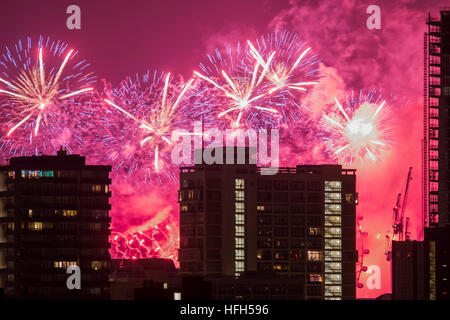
[385,167,412,261]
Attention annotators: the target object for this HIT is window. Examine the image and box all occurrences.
[325,181,341,191]
[91,261,108,271]
[28,209,33,217]
[235,190,245,201]
[307,250,322,261]
[235,179,245,190]
[309,274,323,283]
[235,214,245,225]
[308,227,321,236]
[54,261,77,269]
[92,185,102,192]
[63,210,77,217]
[235,226,245,237]
[257,205,265,212]
[235,250,245,259]
[28,222,43,231]
[236,238,244,248]
[235,202,245,213]
[235,261,244,272]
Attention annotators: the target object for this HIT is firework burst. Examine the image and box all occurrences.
[100,70,206,184]
[0,36,95,158]
[195,42,280,129]
[321,91,391,165]
[247,30,319,95]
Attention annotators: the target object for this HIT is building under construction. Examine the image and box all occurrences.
[393,10,450,300]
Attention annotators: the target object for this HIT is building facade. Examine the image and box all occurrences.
[0,149,111,299]
[392,240,426,300]
[178,147,357,300]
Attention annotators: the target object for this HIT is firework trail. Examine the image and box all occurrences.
[98,70,209,185]
[247,30,320,123]
[0,36,95,159]
[321,90,392,165]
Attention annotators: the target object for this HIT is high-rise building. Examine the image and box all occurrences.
[420,10,450,300]
[424,10,450,230]
[178,147,357,300]
[391,240,426,300]
[0,149,112,299]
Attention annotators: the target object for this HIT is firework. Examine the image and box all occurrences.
[99,70,207,184]
[195,42,280,129]
[247,30,319,95]
[321,91,391,165]
[0,36,95,158]
[195,31,320,129]
[111,220,179,262]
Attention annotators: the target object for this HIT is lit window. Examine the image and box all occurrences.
[235,226,245,237]
[325,192,342,203]
[54,261,77,269]
[235,179,245,190]
[307,250,322,261]
[325,216,341,226]
[92,185,102,192]
[105,185,109,193]
[235,238,245,248]
[235,214,245,225]
[28,222,43,231]
[235,202,245,213]
[181,205,188,212]
[325,228,341,238]
[63,210,77,217]
[8,171,15,179]
[325,181,341,191]
[235,249,245,260]
[174,292,182,300]
[235,261,244,272]
[91,261,107,271]
[235,190,245,201]
[308,227,321,236]
[309,274,323,283]
[28,209,33,217]
[257,205,265,211]
[325,262,342,272]
[325,204,342,215]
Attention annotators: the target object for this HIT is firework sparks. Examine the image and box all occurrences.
[96,70,209,185]
[104,73,194,172]
[247,39,317,95]
[0,45,93,137]
[111,221,179,263]
[194,62,271,128]
[0,36,96,158]
[322,92,390,164]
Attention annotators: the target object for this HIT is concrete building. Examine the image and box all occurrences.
[178,147,357,300]
[0,149,111,299]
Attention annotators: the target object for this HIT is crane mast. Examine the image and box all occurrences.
[386,167,413,261]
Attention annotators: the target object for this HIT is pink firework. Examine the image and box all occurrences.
[0,36,95,159]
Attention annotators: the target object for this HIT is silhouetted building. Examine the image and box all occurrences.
[424,226,450,300]
[178,147,357,300]
[392,240,426,300]
[0,149,111,299]
[421,10,450,300]
[110,258,179,300]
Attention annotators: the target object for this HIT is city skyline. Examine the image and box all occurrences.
[0,1,449,300]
